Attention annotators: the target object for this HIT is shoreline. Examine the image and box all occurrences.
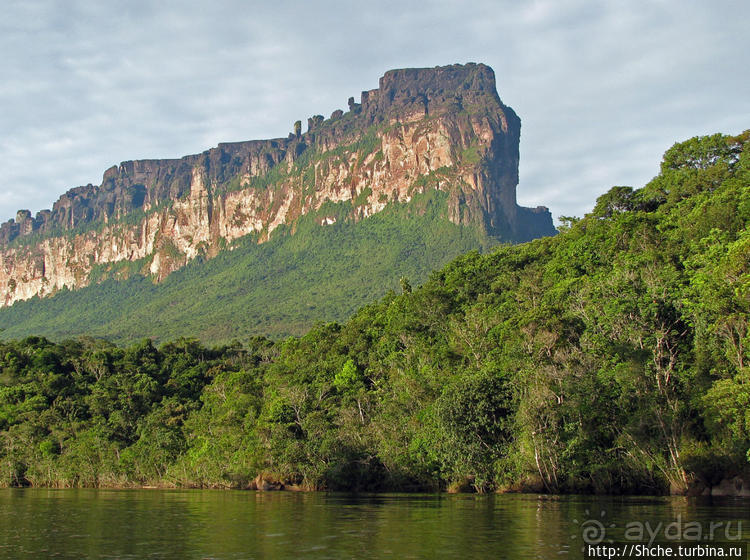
[5,474,750,497]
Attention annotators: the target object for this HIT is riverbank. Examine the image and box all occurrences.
[6,471,750,497]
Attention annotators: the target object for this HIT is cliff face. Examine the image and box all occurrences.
[0,63,555,307]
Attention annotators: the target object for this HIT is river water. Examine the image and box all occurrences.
[0,489,747,559]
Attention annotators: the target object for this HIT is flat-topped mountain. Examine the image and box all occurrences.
[0,63,555,342]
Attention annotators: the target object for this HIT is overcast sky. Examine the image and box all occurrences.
[2,0,748,224]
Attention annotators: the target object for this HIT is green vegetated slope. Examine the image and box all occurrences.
[0,131,747,494]
[0,191,495,344]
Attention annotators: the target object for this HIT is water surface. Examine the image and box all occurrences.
[0,489,747,559]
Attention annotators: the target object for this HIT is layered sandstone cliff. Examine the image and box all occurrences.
[0,63,555,307]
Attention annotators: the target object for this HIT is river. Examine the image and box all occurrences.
[0,489,747,558]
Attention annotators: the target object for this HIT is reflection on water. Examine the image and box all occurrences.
[0,489,747,559]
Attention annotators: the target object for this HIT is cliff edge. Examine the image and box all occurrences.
[0,63,555,307]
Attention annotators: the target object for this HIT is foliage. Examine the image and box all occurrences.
[0,131,747,494]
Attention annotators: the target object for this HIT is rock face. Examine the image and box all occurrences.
[0,63,555,307]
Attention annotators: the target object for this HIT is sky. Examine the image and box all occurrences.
[1,0,748,224]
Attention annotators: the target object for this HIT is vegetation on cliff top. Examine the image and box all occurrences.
[0,131,747,493]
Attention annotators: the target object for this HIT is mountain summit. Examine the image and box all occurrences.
[0,64,555,342]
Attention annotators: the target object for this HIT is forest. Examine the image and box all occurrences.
[0,131,747,494]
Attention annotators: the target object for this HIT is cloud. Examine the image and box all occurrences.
[1,0,748,223]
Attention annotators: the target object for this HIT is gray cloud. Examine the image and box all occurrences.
[1,0,748,224]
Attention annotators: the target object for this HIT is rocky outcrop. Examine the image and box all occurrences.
[0,63,555,307]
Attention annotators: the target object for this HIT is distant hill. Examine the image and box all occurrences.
[0,63,555,343]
